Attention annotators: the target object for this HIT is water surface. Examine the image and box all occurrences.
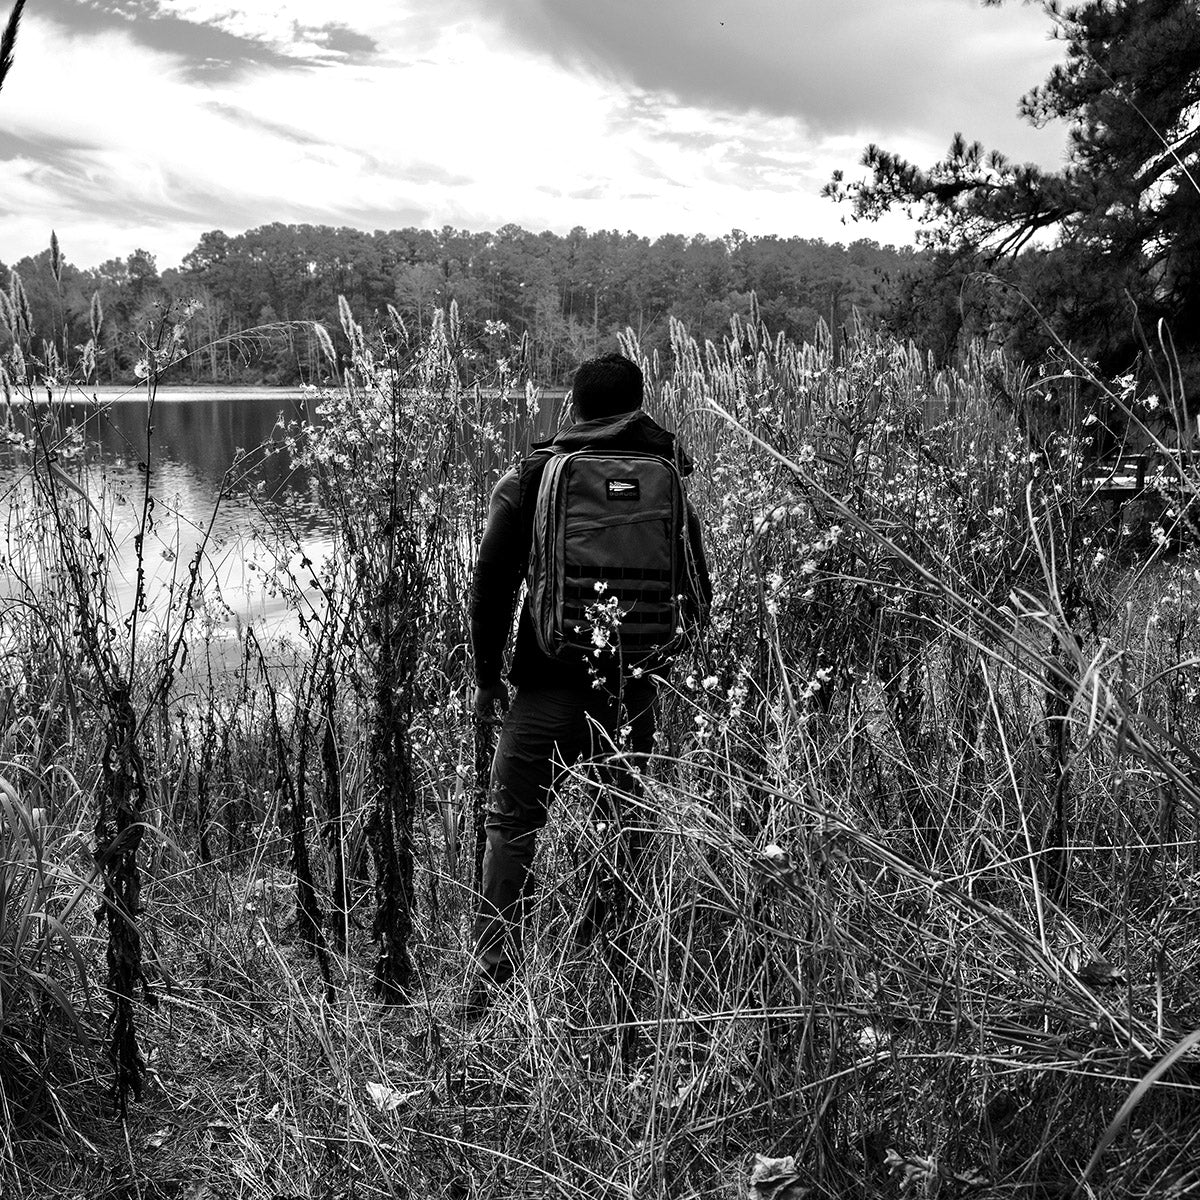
[1,387,333,644]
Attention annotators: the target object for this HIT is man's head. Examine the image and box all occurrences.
[570,353,643,421]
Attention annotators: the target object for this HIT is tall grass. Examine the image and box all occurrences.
[3,258,1200,1195]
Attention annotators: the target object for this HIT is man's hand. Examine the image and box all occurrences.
[474,681,510,723]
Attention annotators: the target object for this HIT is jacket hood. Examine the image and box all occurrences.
[536,409,695,475]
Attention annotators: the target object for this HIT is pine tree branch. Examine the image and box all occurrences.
[0,0,26,95]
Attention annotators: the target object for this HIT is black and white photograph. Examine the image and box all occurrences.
[2,1,1197,1196]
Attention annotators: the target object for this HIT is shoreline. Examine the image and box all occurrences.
[7,385,313,405]
[6,384,570,404]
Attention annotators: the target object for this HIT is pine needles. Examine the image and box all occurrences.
[0,0,25,95]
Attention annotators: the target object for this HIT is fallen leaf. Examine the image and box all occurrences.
[366,1081,422,1112]
[749,1153,809,1200]
[1065,943,1127,987]
[205,1121,233,1143]
[143,1127,172,1151]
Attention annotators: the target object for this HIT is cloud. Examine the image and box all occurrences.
[1,0,1055,270]
[448,0,1065,163]
[202,103,324,145]
[34,0,378,80]
[0,130,103,165]
[300,21,378,58]
[34,0,302,78]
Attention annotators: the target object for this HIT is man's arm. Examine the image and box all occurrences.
[470,468,524,708]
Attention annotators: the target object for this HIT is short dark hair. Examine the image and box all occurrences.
[571,353,643,420]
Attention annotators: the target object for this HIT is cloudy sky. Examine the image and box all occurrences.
[1,0,1066,271]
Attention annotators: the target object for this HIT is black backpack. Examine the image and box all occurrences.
[523,448,695,672]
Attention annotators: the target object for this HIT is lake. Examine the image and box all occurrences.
[1,383,572,659]
[1,386,335,645]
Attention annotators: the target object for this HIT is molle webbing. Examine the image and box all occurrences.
[526,449,687,667]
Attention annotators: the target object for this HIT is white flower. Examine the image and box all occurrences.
[593,580,608,594]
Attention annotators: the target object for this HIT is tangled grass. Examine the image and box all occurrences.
[2,284,1200,1197]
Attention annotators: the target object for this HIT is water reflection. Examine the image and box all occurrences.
[0,388,334,639]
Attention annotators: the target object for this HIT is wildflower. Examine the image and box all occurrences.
[593,580,608,594]
[702,675,719,690]
[1145,394,1161,410]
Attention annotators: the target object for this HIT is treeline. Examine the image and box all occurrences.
[0,225,917,386]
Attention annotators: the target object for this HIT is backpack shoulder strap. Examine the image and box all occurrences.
[516,447,559,567]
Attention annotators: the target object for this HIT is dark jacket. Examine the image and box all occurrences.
[469,410,712,690]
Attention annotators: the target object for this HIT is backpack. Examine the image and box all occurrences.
[523,448,695,672]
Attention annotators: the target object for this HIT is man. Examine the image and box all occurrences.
[463,351,711,1016]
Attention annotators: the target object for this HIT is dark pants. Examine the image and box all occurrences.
[473,678,657,981]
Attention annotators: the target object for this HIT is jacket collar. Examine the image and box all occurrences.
[536,409,694,474]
